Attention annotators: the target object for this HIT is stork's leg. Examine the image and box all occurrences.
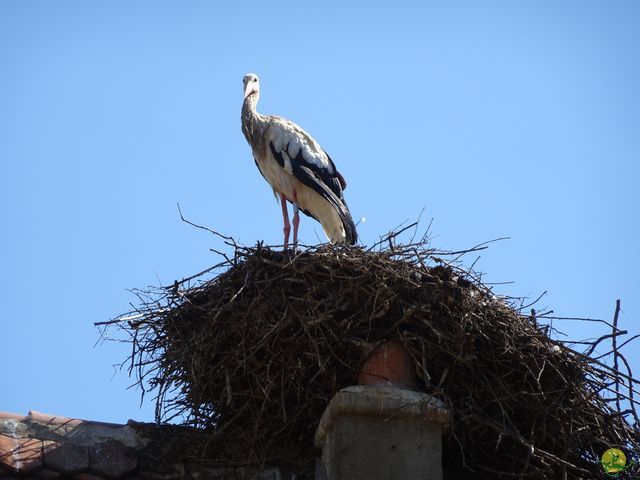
[280,193,291,248]
[292,191,300,247]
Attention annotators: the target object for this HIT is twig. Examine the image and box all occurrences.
[612,299,622,416]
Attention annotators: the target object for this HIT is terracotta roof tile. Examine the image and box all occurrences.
[0,411,140,477]
[0,413,23,422]
[0,410,293,479]
[0,434,43,472]
[27,411,84,428]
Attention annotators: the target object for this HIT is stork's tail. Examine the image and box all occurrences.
[339,201,357,245]
[313,194,357,245]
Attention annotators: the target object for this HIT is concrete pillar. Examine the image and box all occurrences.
[314,385,449,480]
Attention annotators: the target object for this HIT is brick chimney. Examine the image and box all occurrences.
[314,341,449,480]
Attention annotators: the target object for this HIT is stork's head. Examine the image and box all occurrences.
[243,73,260,100]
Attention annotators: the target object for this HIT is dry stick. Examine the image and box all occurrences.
[450,236,510,262]
[166,259,233,290]
[367,221,418,251]
[518,290,548,312]
[584,329,628,357]
[612,299,622,416]
[599,333,640,358]
[408,208,425,244]
[176,202,238,248]
[617,352,640,426]
[537,314,625,332]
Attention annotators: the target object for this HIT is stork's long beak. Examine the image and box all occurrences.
[243,82,256,100]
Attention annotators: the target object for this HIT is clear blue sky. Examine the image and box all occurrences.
[1,1,638,424]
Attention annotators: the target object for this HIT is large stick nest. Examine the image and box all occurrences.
[100,226,639,479]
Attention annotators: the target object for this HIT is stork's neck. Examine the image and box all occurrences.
[242,91,259,116]
[241,93,264,146]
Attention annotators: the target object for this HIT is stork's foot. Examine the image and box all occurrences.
[282,247,297,256]
[282,241,298,255]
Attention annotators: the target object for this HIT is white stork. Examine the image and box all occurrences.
[241,73,357,248]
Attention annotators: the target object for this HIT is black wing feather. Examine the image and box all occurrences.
[269,142,357,244]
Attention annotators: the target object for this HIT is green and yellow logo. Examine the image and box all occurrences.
[601,448,628,476]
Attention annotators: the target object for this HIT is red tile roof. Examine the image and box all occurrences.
[0,410,141,477]
[0,410,292,479]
